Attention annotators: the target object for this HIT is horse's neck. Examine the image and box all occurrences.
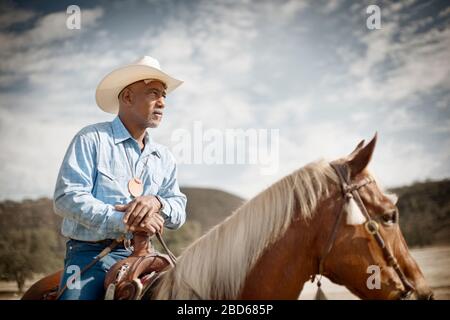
[239,214,320,299]
[238,184,343,300]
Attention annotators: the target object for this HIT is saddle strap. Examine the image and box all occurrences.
[156,232,177,265]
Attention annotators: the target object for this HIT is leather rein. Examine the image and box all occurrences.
[315,162,415,299]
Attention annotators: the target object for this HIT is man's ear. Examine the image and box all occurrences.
[347,133,377,178]
[119,87,133,106]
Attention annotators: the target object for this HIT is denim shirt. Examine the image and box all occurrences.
[53,116,187,241]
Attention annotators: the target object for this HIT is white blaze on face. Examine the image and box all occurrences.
[346,196,367,225]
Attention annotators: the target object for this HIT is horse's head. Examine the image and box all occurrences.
[316,134,433,300]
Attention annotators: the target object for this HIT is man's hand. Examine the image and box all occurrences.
[115,195,162,231]
[132,212,164,235]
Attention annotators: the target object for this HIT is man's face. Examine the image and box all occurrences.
[121,80,167,128]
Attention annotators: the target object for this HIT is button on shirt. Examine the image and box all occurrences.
[54,116,187,241]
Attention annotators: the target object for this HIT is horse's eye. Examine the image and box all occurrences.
[381,211,397,225]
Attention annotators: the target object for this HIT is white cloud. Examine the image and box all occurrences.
[438,6,450,18]
[320,0,344,14]
[0,7,104,53]
[336,6,450,104]
[0,4,36,28]
[349,23,396,78]
[371,140,443,188]
[279,0,309,20]
[0,108,90,200]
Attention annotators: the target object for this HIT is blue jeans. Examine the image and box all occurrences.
[58,239,131,300]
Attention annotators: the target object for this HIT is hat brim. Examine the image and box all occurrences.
[95,64,183,114]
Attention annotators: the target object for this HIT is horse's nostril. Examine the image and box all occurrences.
[418,291,434,300]
[400,290,415,300]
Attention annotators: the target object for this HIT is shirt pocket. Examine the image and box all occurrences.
[97,166,116,181]
[150,171,165,193]
[94,166,128,201]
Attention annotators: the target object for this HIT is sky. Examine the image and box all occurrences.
[0,0,449,201]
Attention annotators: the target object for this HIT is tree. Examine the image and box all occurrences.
[0,228,63,292]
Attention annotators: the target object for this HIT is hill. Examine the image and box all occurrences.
[391,179,450,246]
[182,187,245,232]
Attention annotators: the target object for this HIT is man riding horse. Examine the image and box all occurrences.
[53,56,187,300]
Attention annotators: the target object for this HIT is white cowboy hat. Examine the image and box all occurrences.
[95,56,183,113]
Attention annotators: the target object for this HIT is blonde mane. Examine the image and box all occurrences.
[153,159,339,299]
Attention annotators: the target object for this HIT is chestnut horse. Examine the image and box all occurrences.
[149,135,433,300]
[23,135,433,300]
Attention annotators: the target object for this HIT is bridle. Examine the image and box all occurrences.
[315,162,415,299]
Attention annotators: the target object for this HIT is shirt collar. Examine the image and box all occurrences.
[111,116,161,157]
[112,116,131,145]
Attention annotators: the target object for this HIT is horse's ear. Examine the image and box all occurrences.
[347,133,377,178]
[349,139,365,156]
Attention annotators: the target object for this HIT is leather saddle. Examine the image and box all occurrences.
[103,232,173,300]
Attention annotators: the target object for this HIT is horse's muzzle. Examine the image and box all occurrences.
[401,290,434,300]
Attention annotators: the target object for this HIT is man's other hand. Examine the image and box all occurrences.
[115,195,162,231]
[131,212,164,235]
